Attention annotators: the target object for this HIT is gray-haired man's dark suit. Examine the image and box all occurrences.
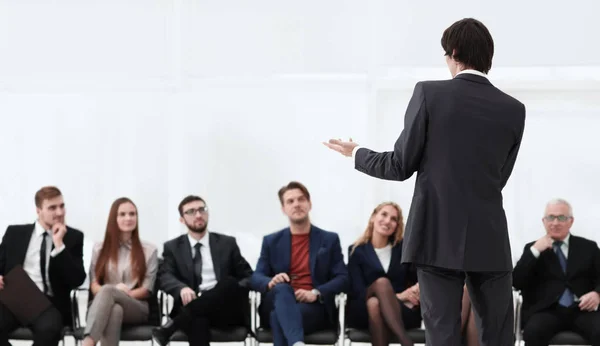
[354,71,526,346]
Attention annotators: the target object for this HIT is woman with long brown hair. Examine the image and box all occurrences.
[346,202,421,346]
[82,198,158,346]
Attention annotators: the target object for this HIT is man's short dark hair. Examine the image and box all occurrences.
[35,186,62,208]
[178,195,206,216]
[278,181,311,205]
[441,18,494,74]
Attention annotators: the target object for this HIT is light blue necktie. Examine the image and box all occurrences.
[553,241,574,307]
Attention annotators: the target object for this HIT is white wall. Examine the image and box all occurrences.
[1,0,600,276]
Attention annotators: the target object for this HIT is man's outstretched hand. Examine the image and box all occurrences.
[323,138,358,157]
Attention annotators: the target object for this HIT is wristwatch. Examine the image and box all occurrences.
[311,289,321,302]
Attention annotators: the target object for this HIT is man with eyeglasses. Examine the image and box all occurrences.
[153,195,253,346]
[513,198,600,346]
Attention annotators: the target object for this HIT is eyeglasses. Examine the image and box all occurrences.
[544,215,571,222]
[183,207,208,216]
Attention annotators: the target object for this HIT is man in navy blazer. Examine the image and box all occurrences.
[251,182,348,346]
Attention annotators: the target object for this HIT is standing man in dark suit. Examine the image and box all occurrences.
[0,186,86,346]
[250,181,348,346]
[513,199,600,346]
[325,18,525,346]
[152,195,253,346]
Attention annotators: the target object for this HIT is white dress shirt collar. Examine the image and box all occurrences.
[557,233,570,247]
[188,231,210,249]
[34,220,52,237]
[455,69,488,78]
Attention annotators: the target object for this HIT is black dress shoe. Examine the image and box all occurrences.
[152,320,176,346]
[152,327,170,346]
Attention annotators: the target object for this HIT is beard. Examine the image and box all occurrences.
[186,220,207,234]
[290,215,309,225]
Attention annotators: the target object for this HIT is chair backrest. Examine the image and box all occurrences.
[240,288,252,329]
[146,273,161,326]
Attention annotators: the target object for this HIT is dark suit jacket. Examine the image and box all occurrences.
[158,232,253,316]
[513,234,600,323]
[346,241,420,328]
[347,241,416,303]
[0,224,86,326]
[354,73,526,272]
[250,225,349,323]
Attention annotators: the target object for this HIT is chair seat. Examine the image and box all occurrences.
[256,327,338,344]
[9,327,71,340]
[73,325,154,341]
[170,327,249,342]
[346,328,426,344]
[549,331,589,345]
[8,328,35,340]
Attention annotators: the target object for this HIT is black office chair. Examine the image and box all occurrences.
[70,285,162,345]
[7,287,78,346]
[8,326,72,346]
[161,289,252,345]
[70,259,164,346]
[252,291,343,346]
[514,291,590,345]
[340,293,425,345]
[344,328,426,345]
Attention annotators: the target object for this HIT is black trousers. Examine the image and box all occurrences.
[175,277,248,346]
[523,304,600,346]
[0,295,63,346]
[416,265,513,346]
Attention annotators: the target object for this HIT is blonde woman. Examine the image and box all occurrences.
[347,202,420,346]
